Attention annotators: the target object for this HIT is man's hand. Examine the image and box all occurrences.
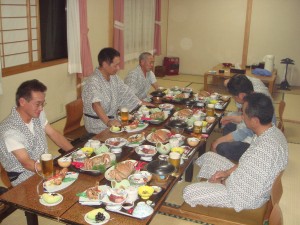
[220,115,242,126]
[209,171,229,184]
[107,119,121,127]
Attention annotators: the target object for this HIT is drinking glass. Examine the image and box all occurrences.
[169,152,181,176]
[35,153,54,179]
[120,107,129,123]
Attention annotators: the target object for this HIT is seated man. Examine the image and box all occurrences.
[124,52,159,100]
[183,93,288,211]
[82,48,152,134]
[0,80,73,186]
[212,74,275,161]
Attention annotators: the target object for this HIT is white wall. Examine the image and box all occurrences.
[167,0,300,86]
[167,0,247,75]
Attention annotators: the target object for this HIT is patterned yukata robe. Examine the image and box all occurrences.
[183,126,288,212]
[82,68,140,134]
[0,107,48,186]
[124,65,157,100]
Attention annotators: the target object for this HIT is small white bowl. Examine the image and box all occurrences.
[57,157,72,168]
[187,137,200,147]
[206,116,216,124]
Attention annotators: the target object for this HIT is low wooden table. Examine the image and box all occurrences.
[204,64,277,94]
[0,101,228,225]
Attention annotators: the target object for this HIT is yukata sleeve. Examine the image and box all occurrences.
[124,73,139,95]
[149,71,157,84]
[117,77,140,111]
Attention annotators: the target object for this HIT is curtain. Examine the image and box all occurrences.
[154,0,161,56]
[124,0,155,61]
[113,0,125,69]
[77,0,93,78]
[67,0,82,74]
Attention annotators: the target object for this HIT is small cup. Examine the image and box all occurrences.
[193,121,202,134]
[35,153,54,179]
[169,138,180,148]
[90,140,101,149]
[158,154,169,161]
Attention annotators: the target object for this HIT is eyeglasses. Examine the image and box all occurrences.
[31,101,47,109]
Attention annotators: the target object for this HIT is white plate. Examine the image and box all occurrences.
[84,211,110,225]
[109,127,124,133]
[126,134,146,147]
[105,137,127,148]
[158,103,174,111]
[100,188,127,206]
[125,123,148,133]
[135,145,157,157]
[39,193,63,206]
[146,129,171,144]
[43,172,79,193]
[80,153,116,173]
[79,185,110,206]
[173,109,193,118]
[105,160,137,181]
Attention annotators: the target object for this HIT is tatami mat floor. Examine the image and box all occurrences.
[1,74,299,225]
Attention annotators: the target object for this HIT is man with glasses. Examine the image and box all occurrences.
[0,79,73,186]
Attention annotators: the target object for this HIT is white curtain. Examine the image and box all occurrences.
[67,0,82,74]
[124,0,155,61]
[0,60,2,95]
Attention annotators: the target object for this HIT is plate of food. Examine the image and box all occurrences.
[124,122,148,133]
[173,109,194,118]
[146,129,171,144]
[84,208,110,225]
[39,193,63,206]
[158,103,174,111]
[126,133,145,147]
[80,153,116,174]
[100,188,128,206]
[79,185,110,206]
[104,137,127,148]
[135,145,157,158]
[105,160,137,182]
[43,169,79,193]
[109,126,124,133]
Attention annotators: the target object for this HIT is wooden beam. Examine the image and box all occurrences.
[241,0,253,68]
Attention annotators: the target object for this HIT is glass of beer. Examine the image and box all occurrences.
[120,106,129,123]
[35,153,53,179]
[193,121,202,134]
[169,152,181,176]
[206,104,215,117]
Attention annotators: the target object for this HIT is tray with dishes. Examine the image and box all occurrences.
[162,88,192,103]
[138,106,167,125]
[126,133,146,148]
[105,160,137,182]
[124,121,149,133]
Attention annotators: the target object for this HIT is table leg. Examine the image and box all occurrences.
[25,211,38,225]
[184,160,194,182]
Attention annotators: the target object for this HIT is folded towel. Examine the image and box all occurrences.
[252,68,272,76]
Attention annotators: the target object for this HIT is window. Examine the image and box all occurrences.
[0,0,67,77]
[124,0,155,61]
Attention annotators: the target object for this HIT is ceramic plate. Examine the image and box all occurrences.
[39,193,63,206]
[84,211,110,225]
[104,160,137,181]
[80,153,116,173]
[79,185,110,206]
[109,127,124,133]
[43,172,79,193]
[124,123,148,133]
[126,134,145,147]
[158,103,174,111]
[146,129,171,144]
[104,137,127,148]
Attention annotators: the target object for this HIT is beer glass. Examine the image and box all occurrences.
[35,153,54,179]
[206,103,215,117]
[169,152,181,176]
[120,107,129,123]
[193,121,202,134]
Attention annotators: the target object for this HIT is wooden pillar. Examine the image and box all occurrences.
[241,0,253,68]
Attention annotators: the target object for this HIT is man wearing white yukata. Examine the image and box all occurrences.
[125,52,159,101]
[82,48,153,134]
[183,93,288,212]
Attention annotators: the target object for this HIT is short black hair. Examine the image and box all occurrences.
[16,79,47,106]
[243,92,274,125]
[227,74,254,96]
[98,47,120,66]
